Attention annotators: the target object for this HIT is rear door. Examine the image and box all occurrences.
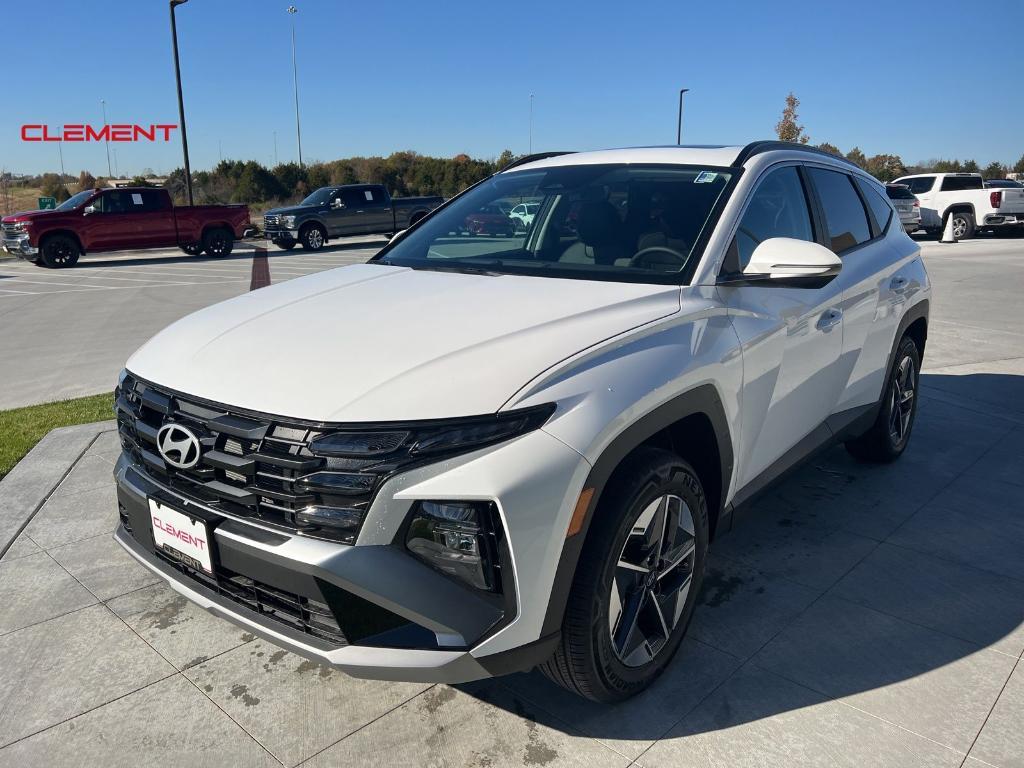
[721,164,846,488]
[136,190,177,247]
[355,186,393,234]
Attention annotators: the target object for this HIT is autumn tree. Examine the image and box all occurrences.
[78,170,96,191]
[775,93,810,144]
[962,159,979,174]
[845,147,867,169]
[864,154,906,182]
[815,142,842,157]
[40,173,70,202]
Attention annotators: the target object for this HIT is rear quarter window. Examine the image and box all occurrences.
[857,179,895,234]
[902,177,936,195]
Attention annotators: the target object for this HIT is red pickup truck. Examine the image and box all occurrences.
[1,187,252,268]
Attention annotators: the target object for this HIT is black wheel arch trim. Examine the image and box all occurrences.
[39,229,84,254]
[539,384,733,637]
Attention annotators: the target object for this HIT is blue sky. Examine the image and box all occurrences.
[3,0,1021,176]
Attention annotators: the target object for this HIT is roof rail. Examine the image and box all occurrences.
[734,141,860,170]
[500,151,576,172]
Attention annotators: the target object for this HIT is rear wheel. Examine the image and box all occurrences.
[202,227,234,256]
[540,447,708,702]
[40,234,80,268]
[300,224,326,251]
[949,211,975,240]
[846,335,920,462]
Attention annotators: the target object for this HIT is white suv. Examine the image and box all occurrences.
[113,143,929,701]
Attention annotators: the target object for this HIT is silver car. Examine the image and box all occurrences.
[886,183,921,233]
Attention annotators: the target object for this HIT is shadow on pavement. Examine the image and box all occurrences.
[461,372,1024,746]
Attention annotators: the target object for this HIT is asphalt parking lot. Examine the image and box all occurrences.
[0,238,387,410]
[0,235,1022,767]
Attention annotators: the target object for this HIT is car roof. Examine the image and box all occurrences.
[508,142,861,173]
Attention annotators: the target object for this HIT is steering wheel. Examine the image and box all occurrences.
[629,246,687,270]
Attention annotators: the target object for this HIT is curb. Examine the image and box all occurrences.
[0,419,117,558]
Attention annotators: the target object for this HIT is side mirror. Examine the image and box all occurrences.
[720,237,841,286]
[83,205,97,215]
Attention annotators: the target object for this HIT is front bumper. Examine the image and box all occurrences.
[1,234,38,257]
[112,434,573,681]
[265,228,298,242]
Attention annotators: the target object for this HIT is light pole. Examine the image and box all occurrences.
[100,99,112,177]
[170,0,194,205]
[273,131,278,167]
[676,88,689,145]
[288,6,303,167]
[529,93,534,154]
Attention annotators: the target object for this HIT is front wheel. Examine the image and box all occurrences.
[180,243,203,256]
[202,227,234,256]
[40,234,81,268]
[846,335,921,462]
[540,447,708,702]
[300,225,326,251]
[274,240,297,251]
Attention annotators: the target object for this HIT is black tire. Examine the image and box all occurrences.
[275,240,297,251]
[948,211,975,240]
[180,243,203,256]
[40,234,81,268]
[845,335,921,462]
[540,447,709,702]
[202,227,234,257]
[300,224,326,251]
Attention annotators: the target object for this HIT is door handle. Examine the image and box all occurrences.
[889,276,909,294]
[817,308,842,331]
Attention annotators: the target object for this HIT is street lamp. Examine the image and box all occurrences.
[677,88,689,145]
[170,0,194,205]
[100,99,112,177]
[287,6,303,167]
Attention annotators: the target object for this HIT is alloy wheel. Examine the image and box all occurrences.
[306,228,324,249]
[47,240,76,265]
[952,215,968,239]
[888,354,916,444]
[608,493,696,668]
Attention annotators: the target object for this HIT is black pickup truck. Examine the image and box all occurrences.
[263,184,442,251]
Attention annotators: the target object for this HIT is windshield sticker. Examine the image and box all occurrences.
[694,171,718,184]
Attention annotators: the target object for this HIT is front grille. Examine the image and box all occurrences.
[116,374,373,543]
[153,547,348,646]
[264,214,281,228]
[2,223,24,236]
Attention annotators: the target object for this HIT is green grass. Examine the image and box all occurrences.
[0,393,115,480]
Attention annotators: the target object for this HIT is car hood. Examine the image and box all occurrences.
[1,209,62,223]
[126,264,680,422]
[264,203,322,217]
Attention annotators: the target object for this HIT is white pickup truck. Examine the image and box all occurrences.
[893,172,1024,239]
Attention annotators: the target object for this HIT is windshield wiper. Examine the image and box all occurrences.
[409,261,505,276]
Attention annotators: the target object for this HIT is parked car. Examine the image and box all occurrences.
[114,142,929,702]
[0,188,252,268]
[983,179,1024,189]
[509,202,540,231]
[886,183,921,232]
[463,203,515,236]
[892,172,1024,238]
[263,184,442,251]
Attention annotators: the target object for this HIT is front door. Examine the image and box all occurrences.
[721,165,846,490]
[80,190,148,251]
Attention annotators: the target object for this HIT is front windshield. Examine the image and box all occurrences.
[377,163,733,283]
[55,190,95,211]
[299,188,334,206]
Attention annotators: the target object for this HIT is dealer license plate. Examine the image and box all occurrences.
[149,498,213,574]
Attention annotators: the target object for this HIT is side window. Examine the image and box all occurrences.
[808,168,871,254]
[855,178,893,235]
[341,189,364,208]
[940,175,984,192]
[139,190,167,211]
[729,166,814,270]
[361,187,386,207]
[102,191,130,214]
[904,177,935,195]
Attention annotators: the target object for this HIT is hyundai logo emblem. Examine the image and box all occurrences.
[157,423,202,469]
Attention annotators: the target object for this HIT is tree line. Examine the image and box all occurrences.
[776,92,1024,182]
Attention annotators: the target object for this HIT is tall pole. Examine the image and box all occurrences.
[288,6,303,167]
[529,93,534,154]
[112,147,119,178]
[273,131,278,166]
[170,0,194,205]
[100,99,112,177]
[676,88,690,145]
[57,133,66,187]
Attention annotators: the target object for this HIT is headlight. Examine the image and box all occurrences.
[282,215,297,228]
[406,501,502,591]
[8,221,28,232]
[296,405,555,543]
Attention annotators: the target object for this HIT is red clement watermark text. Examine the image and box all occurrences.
[20,124,178,142]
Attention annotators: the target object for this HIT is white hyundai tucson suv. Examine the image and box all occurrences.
[113,142,930,701]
